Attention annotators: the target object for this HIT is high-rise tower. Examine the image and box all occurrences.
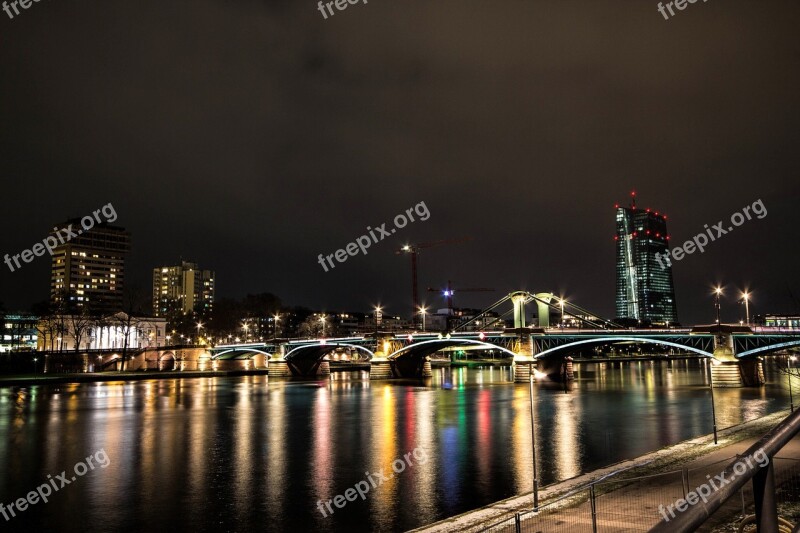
[50,220,131,314]
[152,261,215,317]
[614,192,678,325]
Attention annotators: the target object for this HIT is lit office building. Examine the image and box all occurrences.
[152,261,215,317]
[614,192,678,325]
[50,221,131,313]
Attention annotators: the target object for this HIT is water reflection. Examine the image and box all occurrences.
[0,360,792,533]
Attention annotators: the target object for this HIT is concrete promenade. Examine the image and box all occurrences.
[411,409,800,533]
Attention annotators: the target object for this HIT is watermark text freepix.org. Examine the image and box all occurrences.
[2,0,44,21]
[4,203,118,273]
[656,199,766,270]
[316,447,429,517]
[657,0,710,21]
[659,448,769,522]
[317,0,368,20]
[0,449,111,521]
[317,201,430,272]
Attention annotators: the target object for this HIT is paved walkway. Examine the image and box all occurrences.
[410,409,800,533]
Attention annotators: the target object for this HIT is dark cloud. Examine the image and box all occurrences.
[1,0,799,324]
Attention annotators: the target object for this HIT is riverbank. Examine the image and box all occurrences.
[0,369,270,387]
[410,409,799,533]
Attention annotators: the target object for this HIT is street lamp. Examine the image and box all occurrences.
[242,321,249,342]
[33,357,38,374]
[709,358,719,444]
[273,314,281,338]
[789,355,796,412]
[741,291,751,326]
[714,286,723,326]
[320,314,327,337]
[374,305,382,334]
[419,306,428,332]
[529,372,539,509]
[559,298,566,331]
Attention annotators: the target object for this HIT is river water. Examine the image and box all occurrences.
[0,359,792,532]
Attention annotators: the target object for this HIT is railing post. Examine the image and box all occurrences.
[752,461,778,532]
[681,468,689,498]
[590,484,598,533]
[514,512,521,533]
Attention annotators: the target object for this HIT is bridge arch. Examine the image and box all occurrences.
[212,348,272,360]
[737,339,800,358]
[284,343,376,376]
[387,339,517,377]
[388,338,517,361]
[533,337,715,359]
[159,351,177,371]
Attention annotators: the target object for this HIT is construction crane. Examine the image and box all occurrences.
[427,281,495,314]
[396,237,472,321]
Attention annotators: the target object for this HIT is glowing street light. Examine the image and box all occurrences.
[273,313,281,338]
[419,306,428,332]
[559,298,566,331]
[741,290,751,326]
[713,286,723,326]
[374,305,383,334]
[320,314,327,337]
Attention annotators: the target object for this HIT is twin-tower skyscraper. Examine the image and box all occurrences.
[614,192,679,326]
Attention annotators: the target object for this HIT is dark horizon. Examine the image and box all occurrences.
[2,0,799,325]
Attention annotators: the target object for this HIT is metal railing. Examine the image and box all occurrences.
[649,408,800,532]
[476,409,800,533]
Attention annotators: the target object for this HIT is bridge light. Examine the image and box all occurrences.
[479,332,486,340]
[407,334,413,341]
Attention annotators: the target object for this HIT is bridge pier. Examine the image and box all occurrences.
[267,360,292,377]
[389,358,432,378]
[285,359,331,378]
[711,329,765,387]
[513,360,534,382]
[369,360,394,379]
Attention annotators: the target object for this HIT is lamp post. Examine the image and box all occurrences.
[559,298,565,331]
[709,358,719,444]
[273,314,280,339]
[33,357,38,374]
[374,306,382,335]
[529,372,539,510]
[741,291,751,326]
[789,355,796,412]
[714,286,723,326]
[320,314,327,337]
[419,306,427,332]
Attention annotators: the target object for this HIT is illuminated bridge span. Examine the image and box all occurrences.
[208,291,800,387]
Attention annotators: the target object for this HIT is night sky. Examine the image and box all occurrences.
[1,0,798,325]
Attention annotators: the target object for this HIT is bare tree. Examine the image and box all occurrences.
[69,308,95,352]
[116,286,149,371]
